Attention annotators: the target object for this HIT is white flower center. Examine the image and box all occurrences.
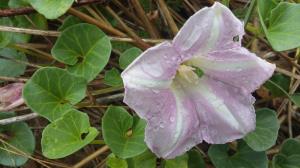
[177,65,200,84]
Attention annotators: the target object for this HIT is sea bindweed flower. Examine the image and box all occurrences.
[0,83,24,112]
[121,2,275,159]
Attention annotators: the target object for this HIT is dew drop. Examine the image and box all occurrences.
[166,60,172,64]
[236,68,242,72]
[159,121,165,128]
[153,125,159,131]
[185,146,191,151]
[152,89,160,94]
[170,116,175,122]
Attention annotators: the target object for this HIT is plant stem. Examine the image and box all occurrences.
[68,8,127,37]
[91,86,124,96]
[157,0,179,36]
[105,6,151,50]
[73,145,109,168]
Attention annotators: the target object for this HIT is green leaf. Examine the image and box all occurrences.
[8,0,29,8]
[244,108,279,151]
[112,41,134,53]
[0,112,35,167]
[104,68,123,87]
[208,141,268,168]
[257,0,280,27]
[164,154,188,168]
[27,0,74,19]
[8,0,47,43]
[0,48,27,83]
[264,74,290,97]
[127,150,156,168]
[119,47,142,70]
[41,109,99,159]
[273,139,300,168]
[221,0,230,7]
[102,106,147,159]
[187,149,206,168]
[107,154,128,168]
[58,16,82,31]
[265,2,300,51]
[0,0,8,8]
[23,67,87,121]
[291,93,300,107]
[0,18,13,47]
[12,14,47,43]
[52,23,111,82]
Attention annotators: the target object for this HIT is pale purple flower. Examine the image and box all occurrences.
[121,2,275,159]
[0,83,24,112]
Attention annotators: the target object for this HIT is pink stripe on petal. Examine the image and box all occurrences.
[122,2,275,159]
[121,42,181,89]
[189,47,275,94]
[123,85,202,159]
[173,2,244,59]
[187,76,256,144]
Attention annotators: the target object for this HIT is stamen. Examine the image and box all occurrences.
[177,65,202,83]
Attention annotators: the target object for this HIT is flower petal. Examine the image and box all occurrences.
[121,41,181,90]
[123,82,203,159]
[0,83,24,111]
[175,75,256,144]
[187,47,275,93]
[173,2,244,59]
[123,73,256,159]
[122,42,199,159]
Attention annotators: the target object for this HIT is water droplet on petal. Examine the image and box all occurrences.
[170,116,175,122]
[185,146,191,151]
[152,89,160,94]
[236,68,242,72]
[153,125,159,131]
[159,121,165,128]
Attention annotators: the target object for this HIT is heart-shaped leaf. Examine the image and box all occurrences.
[164,154,188,168]
[107,154,128,168]
[0,18,13,47]
[23,67,87,121]
[119,47,142,70]
[41,109,99,159]
[58,16,82,31]
[257,0,279,27]
[0,48,27,83]
[0,112,35,167]
[187,149,206,168]
[273,139,300,168]
[244,108,279,151]
[208,141,268,168]
[260,2,300,51]
[27,0,74,19]
[291,93,300,107]
[264,74,290,97]
[7,0,47,43]
[127,150,156,168]
[104,68,123,87]
[52,23,111,82]
[102,106,147,159]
